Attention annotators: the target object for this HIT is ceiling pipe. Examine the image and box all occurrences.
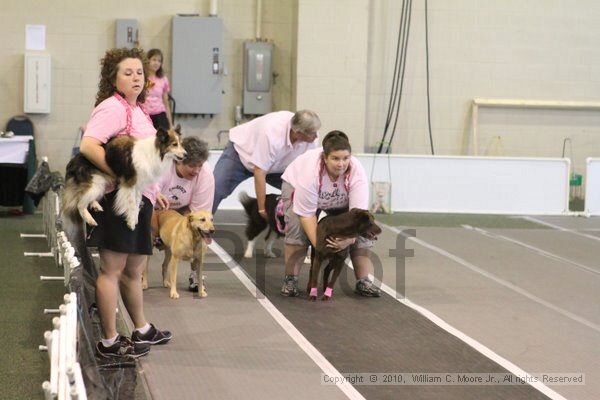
[256,0,262,40]
[209,0,218,16]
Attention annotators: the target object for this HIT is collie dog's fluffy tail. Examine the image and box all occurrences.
[238,191,255,216]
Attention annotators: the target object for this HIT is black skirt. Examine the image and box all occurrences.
[86,191,153,255]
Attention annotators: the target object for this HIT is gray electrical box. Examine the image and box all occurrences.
[172,16,224,115]
[115,19,138,49]
[243,41,273,115]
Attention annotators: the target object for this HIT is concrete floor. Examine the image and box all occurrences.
[137,212,599,400]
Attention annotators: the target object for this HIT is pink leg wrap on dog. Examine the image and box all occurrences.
[310,287,318,297]
[324,287,333,297]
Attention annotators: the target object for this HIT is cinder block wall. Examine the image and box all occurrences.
[2,0,600,178]
[364,0,600,178]
[295,0,369,150]
[0,0,294,173]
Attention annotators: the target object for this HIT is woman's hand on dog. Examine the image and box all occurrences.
[156,193,170,210]
[326,236,356,252]
[258,209,268,221]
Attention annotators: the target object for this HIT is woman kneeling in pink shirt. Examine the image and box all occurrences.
[148,136,215,292]
[279,131,381,298]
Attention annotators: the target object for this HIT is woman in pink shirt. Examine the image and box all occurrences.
[145,49,173,130]
[279,131,381,298]
[80,48,172,360]
[147,136,215,292]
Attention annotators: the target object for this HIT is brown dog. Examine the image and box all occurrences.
[155,209,214,299]
[307,208,381,301]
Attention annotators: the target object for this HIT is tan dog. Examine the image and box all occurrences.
[155,209,214,299]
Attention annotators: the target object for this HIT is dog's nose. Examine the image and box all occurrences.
[209,229,215,234]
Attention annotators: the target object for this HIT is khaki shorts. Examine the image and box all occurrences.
[282,181,373,250]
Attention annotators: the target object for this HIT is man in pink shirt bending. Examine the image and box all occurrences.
[212,110,321,218]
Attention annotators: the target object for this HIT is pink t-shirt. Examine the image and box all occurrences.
[83,96,158,201]
[281,147,369,217]
[229,111,318,173]
[148,162,215,212]
[145,75,170,115]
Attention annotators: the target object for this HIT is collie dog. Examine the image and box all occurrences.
[62,126,186,233]
[239,191,285,258]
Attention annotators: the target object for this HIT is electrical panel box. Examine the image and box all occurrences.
[24,53,51,114]
[243,41,273,115]
[115,19,138,49]
[172,16,224,115]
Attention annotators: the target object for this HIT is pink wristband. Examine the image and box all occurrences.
[324,287,333,297]
[310,287,318,297]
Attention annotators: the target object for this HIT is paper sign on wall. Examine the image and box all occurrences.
[26,25,46,50]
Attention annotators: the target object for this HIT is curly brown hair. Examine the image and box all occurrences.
[95,47,149,106]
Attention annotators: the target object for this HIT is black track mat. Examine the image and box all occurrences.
[215,221,550,400]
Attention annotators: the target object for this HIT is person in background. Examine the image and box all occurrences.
[147,136,215,292]
[80,47,172,360]
[145,48,173,130]
[212,110,321,217]
[279,130,381,298]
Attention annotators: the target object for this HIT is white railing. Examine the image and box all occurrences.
[207,150,571,215]
[40,293,86,400]
[37,186,87,399]
[584,158,600,216]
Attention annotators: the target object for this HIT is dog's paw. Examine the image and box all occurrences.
[243,250,253,258]
[85,217,98,227]
[321,295,331,301]
[81,210,98,226]
[309,287,318,301]
[162,280,170,288]
[264,250,277,258]
[90,201,103,212]
[170,290,180,299]
[200,288,208,298]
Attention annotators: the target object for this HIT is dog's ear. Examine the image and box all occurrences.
[156,128,169,143]
[174,124,182,135]
[357,211,372,228]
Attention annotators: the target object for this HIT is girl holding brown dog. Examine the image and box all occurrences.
[80,48,172,359]
[279,130,381,298]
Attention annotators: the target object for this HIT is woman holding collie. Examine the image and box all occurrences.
[79,48,172,359]
[279,130,381,298]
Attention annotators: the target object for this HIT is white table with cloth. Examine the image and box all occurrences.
[0,135,36,212]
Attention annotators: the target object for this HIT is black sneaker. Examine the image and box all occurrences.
[280,275,299,297]
[96,335,150,359]
[131,323,172,345]
[153,236,165,249]
[355,278,381,297]
[188,271,198,292]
